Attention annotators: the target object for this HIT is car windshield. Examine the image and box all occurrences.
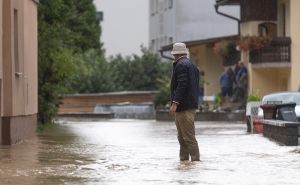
[262,93,300,105]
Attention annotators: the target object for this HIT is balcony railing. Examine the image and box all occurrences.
[250,37,291,64]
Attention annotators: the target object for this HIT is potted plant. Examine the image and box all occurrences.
[213,41,240,66]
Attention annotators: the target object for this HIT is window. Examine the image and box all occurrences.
[168,0,173,9]
[96,12,104,21]
[169,37,173,44]
[258,22,277,37]
[159,0,164,12]
[151,0,155,15]
[14,9,20,73]
[159,23,164,35]
[151,39,155,50]
[155,0,158,13]
[164,0,168,10]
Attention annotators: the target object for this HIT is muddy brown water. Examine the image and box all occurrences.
[0,119,300,185]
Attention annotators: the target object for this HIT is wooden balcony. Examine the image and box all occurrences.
[250,37,291,66]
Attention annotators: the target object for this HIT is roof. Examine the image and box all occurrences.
[216,0,240,6]
[160,35,239,52]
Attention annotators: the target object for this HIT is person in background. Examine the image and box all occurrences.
[233,63,240,90]
[235,62,248,105]
[219,68,234,105]
[169,42,200,162]
[232,63,241,102]
[198,70,205,106]
[234,63,240,77]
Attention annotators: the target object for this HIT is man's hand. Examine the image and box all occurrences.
[169,103,178,115]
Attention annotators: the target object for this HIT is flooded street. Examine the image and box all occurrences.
[1,119,300,185]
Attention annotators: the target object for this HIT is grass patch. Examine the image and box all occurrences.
[37,122,58,133]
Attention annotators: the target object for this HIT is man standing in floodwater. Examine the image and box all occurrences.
[169,42,200,161]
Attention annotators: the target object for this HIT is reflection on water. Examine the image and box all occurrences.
[0,120,300,185]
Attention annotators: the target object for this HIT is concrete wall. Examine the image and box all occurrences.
[149,0,174,52]
[2,0,37,117]
[59,91,158,113]
[0,0,3,119]
[149,0,238,53]
[3,0,13,117]
[0,0,3,145]
[2,114,36,145]
[0,0,2,79]
[289,0,300,90]
[12,0,26,116]
[1,0,38,145]
[23,0,38,114]
[175,0,238,41]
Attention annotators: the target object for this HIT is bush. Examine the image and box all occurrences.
[154,75,171,108]
[247,94,262,102]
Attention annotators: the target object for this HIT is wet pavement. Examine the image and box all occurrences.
[0,119,300,185]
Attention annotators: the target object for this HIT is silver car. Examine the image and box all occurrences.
[258,92,300,120]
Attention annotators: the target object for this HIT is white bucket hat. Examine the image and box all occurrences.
[171,42,189,55]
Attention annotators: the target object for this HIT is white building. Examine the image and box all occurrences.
[149,0,239,53]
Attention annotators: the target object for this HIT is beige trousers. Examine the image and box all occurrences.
[175,109,200,161]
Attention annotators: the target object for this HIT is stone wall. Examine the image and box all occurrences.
[263,120,300,146]
[156,110,245,122]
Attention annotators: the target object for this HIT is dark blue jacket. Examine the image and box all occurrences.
[219,71,233,88]
[170,57,199,112]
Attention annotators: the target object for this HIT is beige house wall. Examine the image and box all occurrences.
[241,0,300,95]
[2,0,38,117]
[0,0,3,117]
[0,0,3,144]
[250,68,290,96]
[240,21,261,36]
[1,0,38,145]
[3,0,13,116]
[290,0,300,91]
[0,0,2,78]
[205,47,224,96]
[240,21,260,96]
[189,45,224,96]
[277,0,291,37]
[12,0,26,116]
[23,0,38,114]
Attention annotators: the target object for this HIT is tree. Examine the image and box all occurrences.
[38,0,103,124]
[154,75,171,108]
[67,49,113,93]
[109,48,171,91]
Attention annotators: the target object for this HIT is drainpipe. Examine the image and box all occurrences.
[214,4,241,35]
[159,50,174,61]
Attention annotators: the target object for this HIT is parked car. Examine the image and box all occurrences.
[258,92,300,120]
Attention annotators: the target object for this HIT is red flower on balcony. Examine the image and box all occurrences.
[237,35,271,52]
